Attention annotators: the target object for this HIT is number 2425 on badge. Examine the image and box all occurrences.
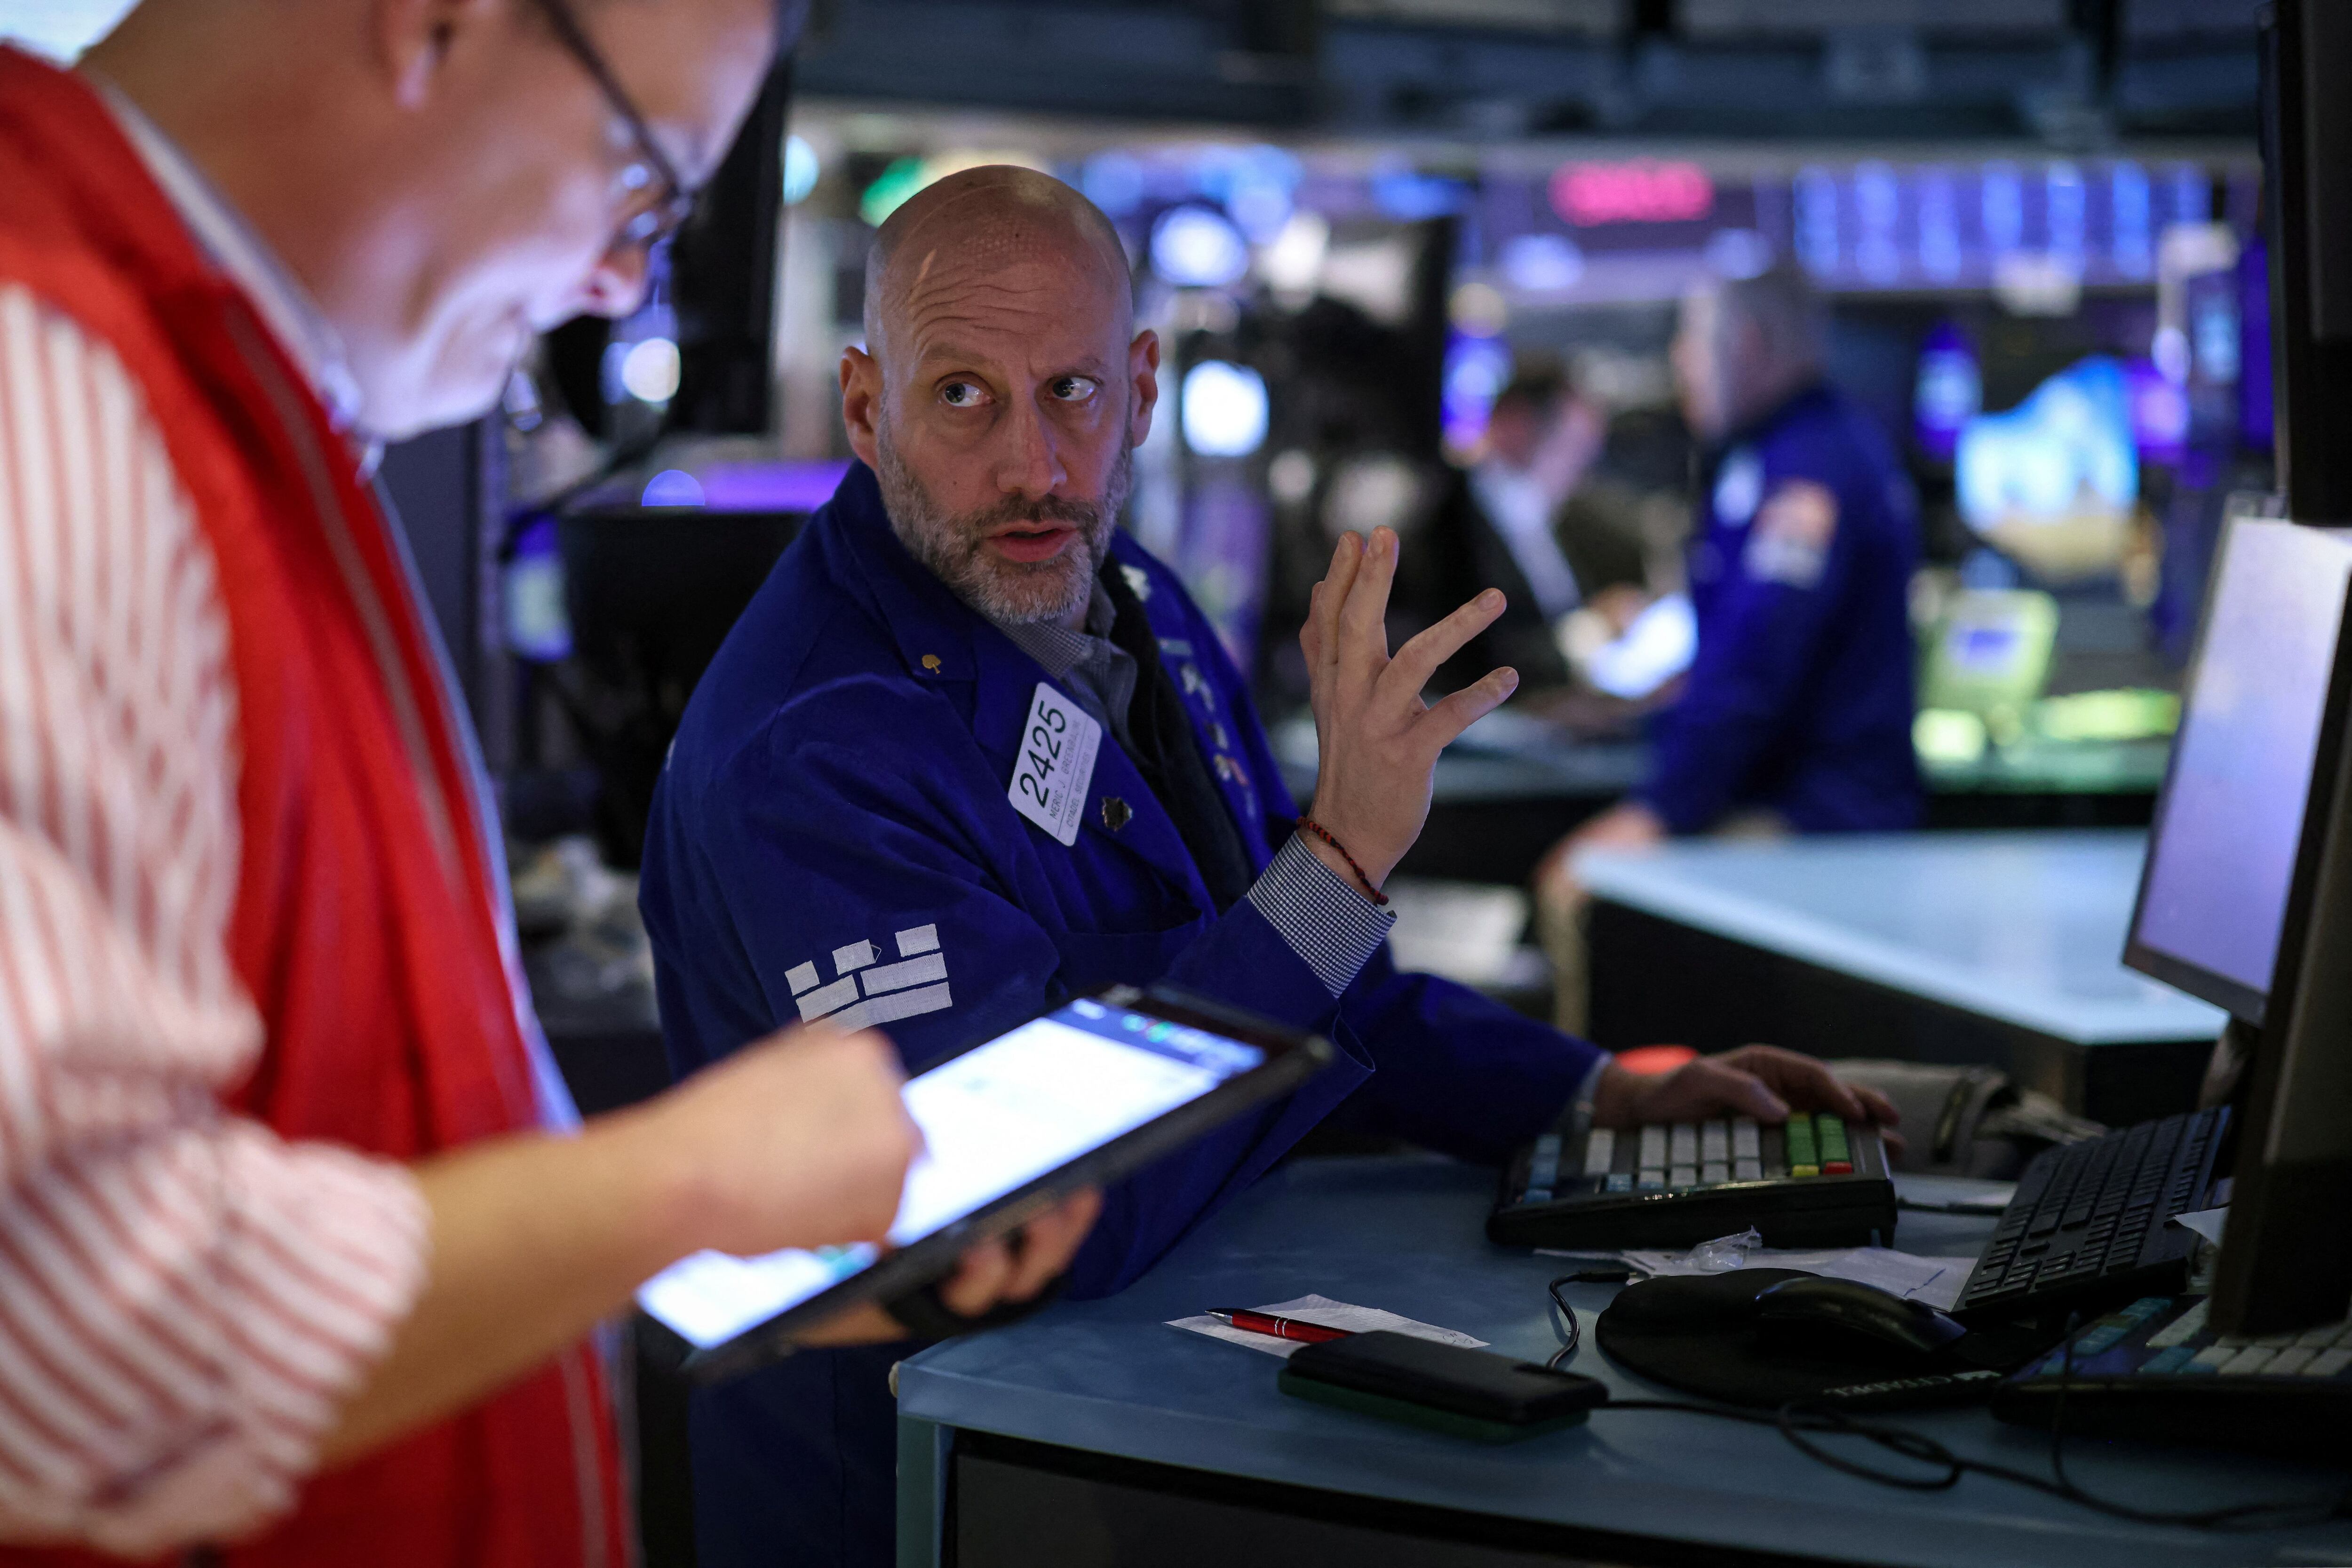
[1008,683,1103,847]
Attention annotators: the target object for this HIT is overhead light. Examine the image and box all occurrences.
[1549,160,1713,227]
[1370,167,1462,223]
[1499,233,1585,294]
[1268,449,1317,505]
[1182,361,1269,458]
[1260,212,1329,296]
[620,338,682,404]
[782,135,819,205]
[1152,206,1251,289]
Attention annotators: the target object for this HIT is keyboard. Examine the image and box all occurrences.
[1990,1293,2352,1462]
[1487,1112,1897,1250]
[1952,1107,2228,1326]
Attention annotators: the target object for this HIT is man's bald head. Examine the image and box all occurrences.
[862,166,1131,368]
[838,165,1158,629]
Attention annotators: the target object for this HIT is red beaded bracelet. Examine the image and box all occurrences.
[1296,817,1389,907]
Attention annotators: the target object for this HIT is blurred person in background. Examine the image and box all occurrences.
[0,0,1092,1561]
[1437,361,1605,687]
[1535,263,1923,1032]
[1426,358,1667,709]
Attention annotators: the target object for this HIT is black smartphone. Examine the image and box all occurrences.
[1280,1331,1610,1442]
[637,985,1334,1382]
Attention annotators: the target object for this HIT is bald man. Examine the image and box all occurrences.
[0,7,1090,1561]
[640,167,1894,1568]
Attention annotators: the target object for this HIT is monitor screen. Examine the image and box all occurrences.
[2127,517,2352,1020]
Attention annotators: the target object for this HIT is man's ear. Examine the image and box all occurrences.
[372,0,500,111]
[1126,328,1160,449]
[841,345,883,471]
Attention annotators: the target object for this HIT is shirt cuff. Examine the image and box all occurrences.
[1245,835,1397,996]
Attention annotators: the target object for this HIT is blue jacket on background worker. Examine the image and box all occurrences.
[1638,381,1923,834]
[639,462,1607,1568]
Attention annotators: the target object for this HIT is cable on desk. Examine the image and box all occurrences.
[1544,1276,1583,1371]
[1545,1269,1630,1370]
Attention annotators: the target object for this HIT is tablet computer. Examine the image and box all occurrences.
[636,985,1334,1381]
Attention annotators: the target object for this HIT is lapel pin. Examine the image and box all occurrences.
[1101,796,1132,831]
[921,654,943,673]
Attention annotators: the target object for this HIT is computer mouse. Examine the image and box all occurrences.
[1753,1277,1969,1363]
[1602,1269,1822,1329]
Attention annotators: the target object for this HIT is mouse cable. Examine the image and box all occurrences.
[1543,1276,1582,1371]
[1593,1396,2351,1532]
[1544,1271,1631,1371]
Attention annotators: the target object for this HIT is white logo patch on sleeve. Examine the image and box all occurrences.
[1007,682,1102,847]
[789,923,954,1029]
[1742,479,1839,589]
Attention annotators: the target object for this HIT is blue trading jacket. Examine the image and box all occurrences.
[640,462,1604,1568]
[1638,383,1923,835]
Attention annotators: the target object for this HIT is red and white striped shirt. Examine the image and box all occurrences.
[0,140,429,1563]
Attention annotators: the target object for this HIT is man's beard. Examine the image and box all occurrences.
[876,422,1132,626]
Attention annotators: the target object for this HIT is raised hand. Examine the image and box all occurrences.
[1298,526,1518,894]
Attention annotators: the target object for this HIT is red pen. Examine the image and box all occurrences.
[1208,1307,1352,1344]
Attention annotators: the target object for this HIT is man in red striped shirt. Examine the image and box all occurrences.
[0,0,1097,1561]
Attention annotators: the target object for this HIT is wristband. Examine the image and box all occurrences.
[1295,817,1390,906]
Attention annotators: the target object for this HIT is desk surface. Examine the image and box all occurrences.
[900,1157,2351,1568]
[1576,829,2228,1047]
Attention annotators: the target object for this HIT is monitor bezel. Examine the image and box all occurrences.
[2122,510,2352,1025]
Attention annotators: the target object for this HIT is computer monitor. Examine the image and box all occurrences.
[2199,514,2352,1332]
[2123,513,2352,1025]
[2122,509,2352,1333]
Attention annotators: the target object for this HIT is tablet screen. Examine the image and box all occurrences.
[637,996,1269,1350]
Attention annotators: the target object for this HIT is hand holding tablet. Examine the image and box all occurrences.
[637,988,1334,1380]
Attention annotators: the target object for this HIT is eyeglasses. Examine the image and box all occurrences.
[525,0,699,255]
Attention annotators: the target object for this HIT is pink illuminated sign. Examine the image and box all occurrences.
[1549,160,1716,227]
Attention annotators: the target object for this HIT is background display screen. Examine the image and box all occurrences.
[2134,520,2352,1007]
[637,998,1266,1349]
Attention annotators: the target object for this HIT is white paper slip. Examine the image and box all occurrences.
[2171,1206,2228,1247]
[1541,1245,1982,1312]
[1167,1293,1489,1361]
[1006,682,1102,846]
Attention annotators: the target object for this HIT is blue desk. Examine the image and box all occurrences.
[897,1157,2349,1568]
[1577,831,2228,1125]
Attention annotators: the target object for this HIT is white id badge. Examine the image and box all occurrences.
[1007,683,1102,847]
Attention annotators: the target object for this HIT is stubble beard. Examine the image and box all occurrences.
[876,418,1133,626]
